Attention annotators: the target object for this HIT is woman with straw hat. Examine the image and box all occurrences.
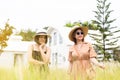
[28,30,51,72]
[68,26,105,80]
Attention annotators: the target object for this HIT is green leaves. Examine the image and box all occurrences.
[65,20,99,30]
[16,29,36,41]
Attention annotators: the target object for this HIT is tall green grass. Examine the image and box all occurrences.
[95,62,120,80]
[0,62,120,80]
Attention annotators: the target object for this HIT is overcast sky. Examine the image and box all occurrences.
[0,0,120,31]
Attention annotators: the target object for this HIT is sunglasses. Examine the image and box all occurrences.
[76,31,84,35]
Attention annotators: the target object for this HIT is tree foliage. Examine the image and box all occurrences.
[90,0,120,61]
[16,29,36,41]
[65,20,98,30]
[0,20,14,53]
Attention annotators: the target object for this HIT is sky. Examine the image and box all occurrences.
[0,0,120,31]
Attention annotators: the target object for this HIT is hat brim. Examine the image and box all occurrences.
[34,34,50,38]
[69,26,88,41]
[34,32,51,38]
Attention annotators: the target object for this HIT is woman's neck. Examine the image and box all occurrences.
[76,40,83,44]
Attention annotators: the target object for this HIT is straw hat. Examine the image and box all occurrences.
[34,30,50,44]
[68,25,88,41]
[34,29,50,38]
[35,32,50,37]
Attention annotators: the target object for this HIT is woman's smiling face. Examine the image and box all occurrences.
[75,29,84,40]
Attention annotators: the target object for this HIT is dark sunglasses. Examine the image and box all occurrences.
[76,32,84,35]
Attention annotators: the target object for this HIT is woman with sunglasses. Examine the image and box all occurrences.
[68,26,105,80]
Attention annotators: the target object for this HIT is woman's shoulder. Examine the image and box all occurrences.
[84,42,93,47]
[28,43,34,46]
[28,43,36,48]
[69,45,75,51]
[69,45,74,48]
[84,42,92,45]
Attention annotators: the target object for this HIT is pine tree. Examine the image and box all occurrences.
[90,0,120,61]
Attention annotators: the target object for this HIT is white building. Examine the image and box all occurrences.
[0,35,33,68]
[46,27,73,68]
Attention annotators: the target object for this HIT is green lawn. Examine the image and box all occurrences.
[0,62,120,80]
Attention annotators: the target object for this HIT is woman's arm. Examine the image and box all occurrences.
[67,50,73,74]
[67,62,72,74]
[90,57,105,69]
[28,44,45,65]
[39,43,51,64]
[45,47,51,63]
[88,43,105,69]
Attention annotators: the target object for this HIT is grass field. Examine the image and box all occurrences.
[0,62,120,80]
